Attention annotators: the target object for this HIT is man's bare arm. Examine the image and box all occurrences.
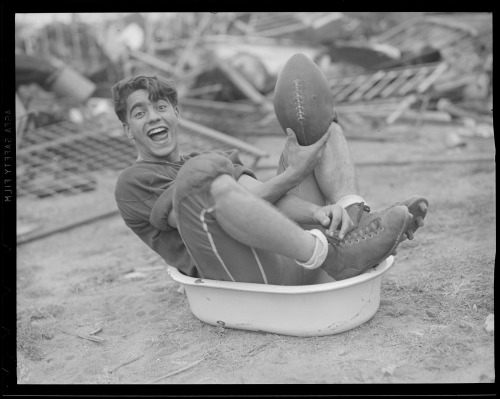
[238,175,353,238]
[166,124,332,230]
[238,174,318,224]
[238,126,331,203]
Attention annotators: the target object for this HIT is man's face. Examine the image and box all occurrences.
[123,89,181,162]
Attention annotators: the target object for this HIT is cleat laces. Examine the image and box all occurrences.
[329,202,382,245]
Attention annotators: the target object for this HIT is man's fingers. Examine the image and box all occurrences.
[328,210,342,237]
[285,128,298,141]
[312,128,331,149]
[337,209,353,240]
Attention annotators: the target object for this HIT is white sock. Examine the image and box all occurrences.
[336,194,368,209]
[295,229,329,270]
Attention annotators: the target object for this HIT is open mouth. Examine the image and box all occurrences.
[147,127,169,143]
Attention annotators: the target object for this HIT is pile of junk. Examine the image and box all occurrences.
[15,12,492,203]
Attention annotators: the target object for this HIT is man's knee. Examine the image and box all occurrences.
[174,153,235,201]
[209,173,241,202]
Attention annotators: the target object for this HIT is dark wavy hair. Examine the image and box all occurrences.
[111,75,178,123]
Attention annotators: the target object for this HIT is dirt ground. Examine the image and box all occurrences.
[15,121,495,387]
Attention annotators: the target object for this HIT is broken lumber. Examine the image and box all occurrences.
[371,16,422,44]
[417,62,448,93]
[184,84,223,98]
[437,98,493,124]
[426,16,478,36]
[129,50,178,76]
[180,119,268,167]
[174,13,212,75]
[386,95,418,125]
[180,98,257,113]
[211,53,273,109]
[433,74,476,94]
[255,155,494,171]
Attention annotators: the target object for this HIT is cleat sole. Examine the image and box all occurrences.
[401,196,429,238]
[418,202,428,214]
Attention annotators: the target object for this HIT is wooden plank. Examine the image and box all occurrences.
[328,75,357,89]
[363,70,400,100]
[212,55,272,108]
[437,98,493,124]
[56,22,68,60]
[253,22,307,37]
[332,75,371,102]
[386,109,452,123]
[385,95,418,125]
[373,16,422,43]
[129,50,178,76]
[184,84,223,98]
[256,155,494,170]
[174,13,212,75]
[425,25,451,47]
[256,17,299,31]
[397,67,432,96]
[336,98,402,111]
[417,62,448,93]
[401,24,435,51]
[346,71,387,102]
[426,16,478,36]
[17,208,120,245]
[180,119,268,161]
[180,98,257,113]
[254,13,297,28]
[414,94,430,128]
[379,68,416,98]
[433,29,467,49]
[152,38,189,52]
[433,74,476,93]
[355,156,493,167]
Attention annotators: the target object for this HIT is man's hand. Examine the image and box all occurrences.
[167,209,177,229]
[284,124,332,180]
[313,203,354,240]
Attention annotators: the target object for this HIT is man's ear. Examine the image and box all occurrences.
[123,123,134,140]
[174,106,180,120]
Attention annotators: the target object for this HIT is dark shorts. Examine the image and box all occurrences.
[173,153,319,285]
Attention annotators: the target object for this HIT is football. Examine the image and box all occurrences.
[273,53,336,146]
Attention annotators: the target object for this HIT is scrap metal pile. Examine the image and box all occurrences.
[16,12,492,201]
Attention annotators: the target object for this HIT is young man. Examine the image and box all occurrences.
[113,74,428,285]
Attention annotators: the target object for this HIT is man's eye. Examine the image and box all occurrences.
[134,111,145,118]
[157,105,167,110]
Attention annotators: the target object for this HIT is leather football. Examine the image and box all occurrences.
[273,53,336,146]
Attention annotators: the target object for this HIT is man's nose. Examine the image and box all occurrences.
[147,106,161,122]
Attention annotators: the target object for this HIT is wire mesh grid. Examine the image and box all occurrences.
[17,114,265,199]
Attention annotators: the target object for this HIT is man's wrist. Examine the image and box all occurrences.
[308,204,322,224]
[283,165,305,187]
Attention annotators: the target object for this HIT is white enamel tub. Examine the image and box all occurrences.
[167,256,395,337]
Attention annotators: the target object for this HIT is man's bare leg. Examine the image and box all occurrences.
[278,121,428,243]
[277,121,362,210]
[311,122,428,239]
[210,174,318,263]
[313,122,360,205]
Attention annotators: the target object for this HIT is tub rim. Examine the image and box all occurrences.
[167,255,395,295]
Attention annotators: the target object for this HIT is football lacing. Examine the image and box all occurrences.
[292,78,305,122]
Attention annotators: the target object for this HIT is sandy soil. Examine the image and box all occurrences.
[15,121,495,388]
